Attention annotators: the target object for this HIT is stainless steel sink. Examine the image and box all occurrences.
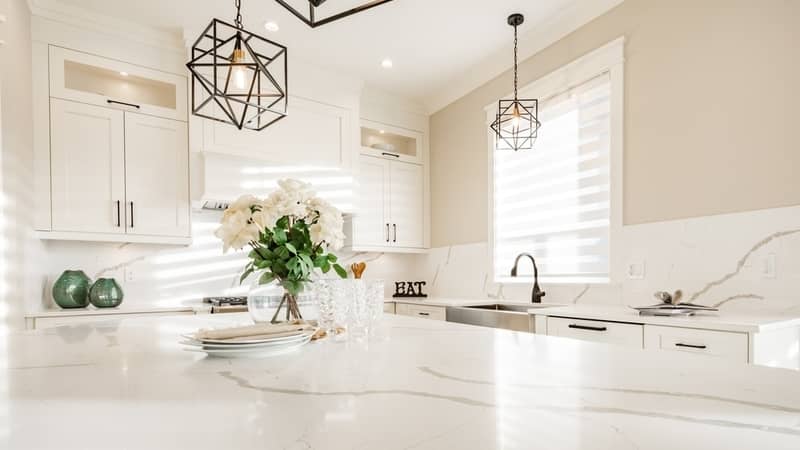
[446,303,551,332]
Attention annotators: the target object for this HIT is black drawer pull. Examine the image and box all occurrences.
[568,324,607,332]
[107,99,141,109]
[675,343,707,349]
[381,152,400,158]
[115,200,121,227]
[418,312,430,316]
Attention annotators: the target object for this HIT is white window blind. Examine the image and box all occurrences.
[493,73,611,283]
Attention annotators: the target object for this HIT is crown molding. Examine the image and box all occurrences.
[27,0,184,52]
[422,0,625,114]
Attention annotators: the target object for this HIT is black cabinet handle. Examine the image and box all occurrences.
[115,200,121,227]
[107,99,140,109]
[381,152,400,158]
[675,343,707,349]
[568,324,607,332]
[418,312,430,316]
[129,202,135,228]
[393,224,397,243]
[385,223,390,242]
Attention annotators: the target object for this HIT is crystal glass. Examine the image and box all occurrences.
[347,280,370,340]
[366,280,385,335]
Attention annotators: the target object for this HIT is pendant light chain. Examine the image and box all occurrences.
[513,22,519,101]
[235,0,243,28]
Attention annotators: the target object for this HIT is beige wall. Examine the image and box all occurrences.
[430,0,800,247]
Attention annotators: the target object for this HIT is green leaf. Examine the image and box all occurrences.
[321,261,331,273]
[239,267,254,285]
[259,271,276,285]
[273,229,287,245]
[274,246,290,260]
[285,242,297,254]
[327,253,338,263]
[314,255,328,268]
[256,259,270,269]
[300,254,314,270]
[333,264,347,279]
[281,279,302,295]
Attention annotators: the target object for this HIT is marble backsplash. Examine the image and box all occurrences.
[410,205,800,314]
[32,210,415,311]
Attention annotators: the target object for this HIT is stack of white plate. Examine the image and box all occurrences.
[181,328,315,358]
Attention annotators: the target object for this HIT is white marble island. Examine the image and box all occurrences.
[3,313,800,449]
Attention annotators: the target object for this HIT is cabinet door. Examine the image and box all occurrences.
[353,155,390,246]
[50,99,125,233]
[124,112,190,237]
[389,161,424,248]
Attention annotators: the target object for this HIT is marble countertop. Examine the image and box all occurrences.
[527,304,800,333]
[3,313,800,449]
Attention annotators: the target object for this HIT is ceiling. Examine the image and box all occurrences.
[42,0,622,112]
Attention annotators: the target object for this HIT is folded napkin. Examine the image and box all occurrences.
[194,321,315,341]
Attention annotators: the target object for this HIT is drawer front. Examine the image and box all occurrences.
[547,317,643,348]
[396,303,445,321]
[383,302,396,314]
[644,325,748,363]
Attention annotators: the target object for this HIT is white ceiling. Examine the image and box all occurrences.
[41,0,622,112]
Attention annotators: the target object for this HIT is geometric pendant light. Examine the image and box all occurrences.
[274,0,395,28]
[490,13,541,151]
[186,0,288,131]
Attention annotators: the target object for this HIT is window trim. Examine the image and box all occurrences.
[485,37,625,285]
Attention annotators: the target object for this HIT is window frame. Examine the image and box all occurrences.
[485,37,625,285]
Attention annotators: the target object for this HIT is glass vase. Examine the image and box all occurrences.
[247,281,312,324]
[52,270,91,309]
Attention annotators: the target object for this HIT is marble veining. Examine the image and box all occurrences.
[689,228,800,302]
[3,313,800,449]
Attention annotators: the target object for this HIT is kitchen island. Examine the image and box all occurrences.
[2,313,799,449]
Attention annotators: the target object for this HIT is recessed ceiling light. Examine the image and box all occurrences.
[119,71,129,77]
[264,21,279,32]
[381,58,393,69]
[379,129,386,134]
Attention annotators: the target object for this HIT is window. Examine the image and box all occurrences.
[489,39,623,284]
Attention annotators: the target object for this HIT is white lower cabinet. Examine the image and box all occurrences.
[644,325,748,363]
[546,317,644,348]
[395,303,445,321]
[45,98,190,243]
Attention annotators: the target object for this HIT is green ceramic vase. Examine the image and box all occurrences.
[89,278,124,308]
[52,270,91,309]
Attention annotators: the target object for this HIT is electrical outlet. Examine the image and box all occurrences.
[762,253,776,279]
[627,261,646,280]
[124,268,136,283]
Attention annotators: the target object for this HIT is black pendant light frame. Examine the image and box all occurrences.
[186,0,288,131]
[274,0,395,28]
[491,13,541,151]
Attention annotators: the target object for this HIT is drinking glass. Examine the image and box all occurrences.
[347,280,370,340]
[366,280,385,335]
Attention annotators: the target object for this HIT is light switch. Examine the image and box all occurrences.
[627,261,646,280]
[762,253,776,279]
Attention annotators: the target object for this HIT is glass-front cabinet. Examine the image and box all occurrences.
[360,119,423,164]
[48,46,187,121]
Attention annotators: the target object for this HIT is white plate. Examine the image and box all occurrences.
[180,332,314,349]
[181,329,313,345]
[184,334,313,358]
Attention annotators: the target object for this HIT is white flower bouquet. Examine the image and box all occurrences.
[215,179,348,321]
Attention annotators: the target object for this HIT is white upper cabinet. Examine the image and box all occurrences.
[50,99,126,234]
[389,162,424,248]
[353,156,391,246]
[347,155,425,251]
[49,46,187,122]
[124,112,190,238]
[200,96,352,168]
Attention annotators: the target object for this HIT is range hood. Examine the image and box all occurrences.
[192,152,355,214]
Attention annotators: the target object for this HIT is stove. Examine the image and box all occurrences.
[203,296,248,314]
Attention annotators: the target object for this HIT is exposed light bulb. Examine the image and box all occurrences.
[264,21,279,32]
[381,58,393,69]
[233,67,247,90]
[230,46,247,91]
